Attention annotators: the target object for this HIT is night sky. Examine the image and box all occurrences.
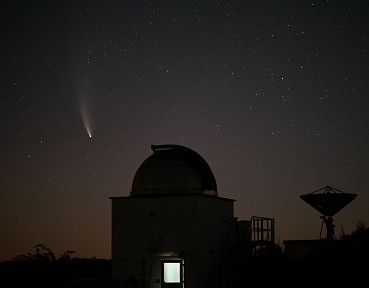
[1,0,368,261]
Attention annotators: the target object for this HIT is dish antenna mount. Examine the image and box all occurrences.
[300,186,357,240]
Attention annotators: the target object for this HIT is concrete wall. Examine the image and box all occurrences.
[111,194,235,288]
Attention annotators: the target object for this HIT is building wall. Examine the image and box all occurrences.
[111,194,235,288]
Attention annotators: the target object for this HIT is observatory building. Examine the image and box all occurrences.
[110,144,274,288]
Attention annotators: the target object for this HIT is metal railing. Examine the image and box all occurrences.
[251,216,275,244]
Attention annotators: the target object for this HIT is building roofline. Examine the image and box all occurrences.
[109,193,235,201]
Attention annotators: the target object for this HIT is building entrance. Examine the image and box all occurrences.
[161,259,184,288]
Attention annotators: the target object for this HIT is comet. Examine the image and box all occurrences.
[77,85,95,139]
[79,101,94,138]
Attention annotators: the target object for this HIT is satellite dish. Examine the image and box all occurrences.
[300,186,357,240]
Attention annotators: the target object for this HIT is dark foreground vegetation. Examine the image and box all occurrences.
[229,242,367,288]
[1,257,111,288]
[1,222,368,288]
[231,221,369,287]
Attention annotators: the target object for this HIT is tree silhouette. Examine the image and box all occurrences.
[12,243,60,262]
[59,250,76,261]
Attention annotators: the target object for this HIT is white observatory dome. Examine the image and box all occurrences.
[130,144,218,196]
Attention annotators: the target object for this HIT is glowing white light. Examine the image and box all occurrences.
[163,263,180,283]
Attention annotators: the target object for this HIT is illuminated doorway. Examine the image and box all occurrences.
[161,259,184,288]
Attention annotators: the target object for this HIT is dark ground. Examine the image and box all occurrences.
[1,255,365,288]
